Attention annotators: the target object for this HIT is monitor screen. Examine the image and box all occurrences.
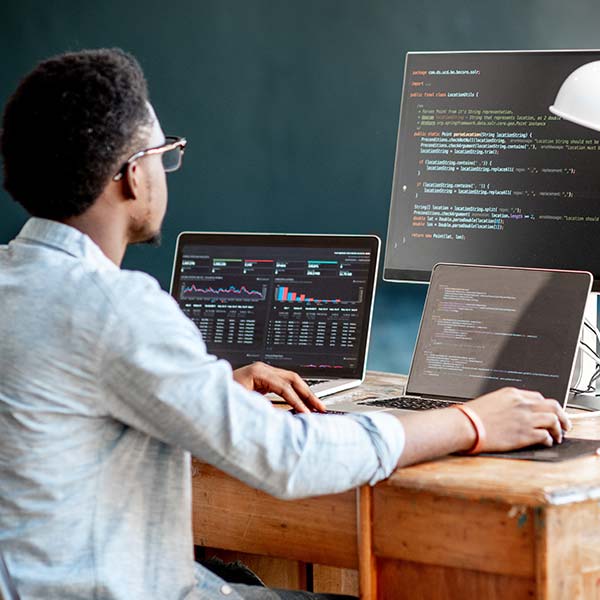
[384,51,600,290]
[170,233,379,376]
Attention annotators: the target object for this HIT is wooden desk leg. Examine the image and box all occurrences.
[358,485,376,600]
[536,501,600,599]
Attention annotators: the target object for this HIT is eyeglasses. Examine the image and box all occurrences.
[112,135,187,181]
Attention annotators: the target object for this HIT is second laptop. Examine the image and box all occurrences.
[170,232,380,397]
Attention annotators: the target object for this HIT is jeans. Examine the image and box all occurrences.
[199,556,357,600]
[229,584,357,599]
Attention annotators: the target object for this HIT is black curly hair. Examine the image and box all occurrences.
[1,48,153,220]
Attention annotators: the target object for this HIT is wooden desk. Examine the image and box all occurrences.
[192,371,600,599]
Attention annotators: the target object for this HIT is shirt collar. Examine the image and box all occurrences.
[15,217,119,271]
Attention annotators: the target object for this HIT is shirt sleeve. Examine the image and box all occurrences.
[98,271,405,499]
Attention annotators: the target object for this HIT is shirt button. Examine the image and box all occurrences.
[220,584,233,596]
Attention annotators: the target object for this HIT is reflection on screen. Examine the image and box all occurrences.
[407,265,590,400]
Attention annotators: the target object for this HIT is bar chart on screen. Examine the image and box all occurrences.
[274,284,363,305]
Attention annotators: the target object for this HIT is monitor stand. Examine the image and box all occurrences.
[567,292,600,411]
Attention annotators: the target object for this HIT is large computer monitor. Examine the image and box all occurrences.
[384,50,600,290]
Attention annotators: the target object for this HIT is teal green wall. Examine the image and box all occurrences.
[2,1,600,372]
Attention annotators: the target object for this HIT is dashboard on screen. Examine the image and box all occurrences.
[171,233,379,376]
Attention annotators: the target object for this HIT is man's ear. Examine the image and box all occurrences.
[120,162,140,201]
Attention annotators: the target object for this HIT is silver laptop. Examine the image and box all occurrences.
[326,263,592,414]
[170,232,380,397]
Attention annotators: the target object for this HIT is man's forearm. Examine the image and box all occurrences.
[395,407,476,467]
[394,386,570,467]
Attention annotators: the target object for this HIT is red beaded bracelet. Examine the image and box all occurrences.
[452,403,487,455]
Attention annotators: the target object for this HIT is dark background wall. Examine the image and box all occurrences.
[2,0,599,373]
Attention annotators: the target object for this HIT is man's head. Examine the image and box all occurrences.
[1,48,170,244]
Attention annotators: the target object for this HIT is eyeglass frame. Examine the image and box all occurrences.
[112,135,187,181]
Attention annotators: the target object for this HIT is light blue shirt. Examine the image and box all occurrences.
[0,218,404,599]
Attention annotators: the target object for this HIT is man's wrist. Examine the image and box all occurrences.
[447,406,478,452]
[452,404,487,454]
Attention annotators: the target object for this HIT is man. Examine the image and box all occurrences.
[0,49,569,600]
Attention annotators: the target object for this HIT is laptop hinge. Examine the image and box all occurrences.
[406,392,469,403]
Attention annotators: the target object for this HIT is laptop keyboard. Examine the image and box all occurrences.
[357,396,457,411]
[293,397,457,415]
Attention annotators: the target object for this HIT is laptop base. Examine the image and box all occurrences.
[311,378,361,398]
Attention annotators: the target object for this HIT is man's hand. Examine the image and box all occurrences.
[233,362,327,414]
[396,387,571,467]
[466,387,571,452]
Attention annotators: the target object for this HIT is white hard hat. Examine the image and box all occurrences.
[549,60,600,132]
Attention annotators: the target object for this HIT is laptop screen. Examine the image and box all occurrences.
[171,233,380,378]
[406,264,592,401]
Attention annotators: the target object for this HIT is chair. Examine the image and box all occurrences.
[0,553,20,600]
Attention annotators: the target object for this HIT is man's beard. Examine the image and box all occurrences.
[133,230,162,247]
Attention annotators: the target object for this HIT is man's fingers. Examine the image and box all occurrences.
[249,363,327,413]
[531,428,554,447]
[273,368,327,413]
[554,404,571,432]
[288,373,327,413]
[236,362,326,413]
[273,380,310,414]
[546,399,571,431]
[526,395,571,431]
[532,412,562,444]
